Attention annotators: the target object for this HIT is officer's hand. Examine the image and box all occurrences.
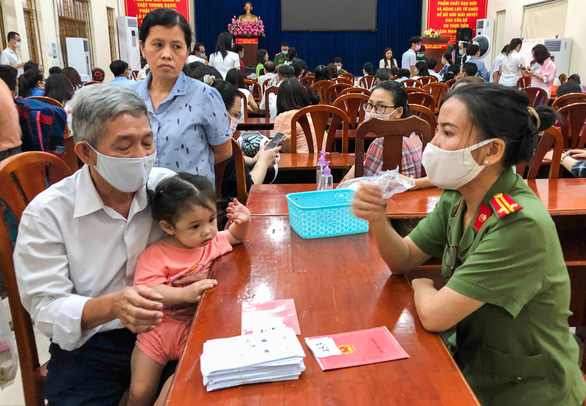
[352,183,387,223]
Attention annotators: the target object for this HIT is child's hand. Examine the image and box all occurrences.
[226,198,251,225]
[182,279,218,303]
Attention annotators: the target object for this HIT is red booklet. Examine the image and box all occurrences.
[241,299,301,335]
[305,326,409,371]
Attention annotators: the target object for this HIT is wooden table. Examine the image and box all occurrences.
[237,116,275,131]
[277,153,354,171]
[167,217,480,405]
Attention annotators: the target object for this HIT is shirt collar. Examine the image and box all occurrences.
[73,165,148,219]
[134,72,188,106]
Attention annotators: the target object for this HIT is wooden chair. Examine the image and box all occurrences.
[339,87,370,97]
[131,70,139,81]
[403,79,423,88]
[0,152,72,406]
[559,73,567,84]
[557,103,586,148]
[311,80,336,104]
[27,96,62,107]
[264,86,279,119]
[445,78,456,87]
[405,87,428,95]
[326,83,352,103]
[409,104,436,136]
[237,89,249,121]
[419,76,438,86]
[407,92,436,112]
[358,75,378,89]
[517,76,531,89]
[522,87,548,107]
[552,93,586,111]
[290,105,349,153]
[333,77,353,85]
[244,79,262,104]
[354,116,432,177]
[300,74,315,86]
[333,93,369,129]
[340,72,355,83]
[515,126,564,179]
[423,82,450,113]
[215,139,248,204]
[261,78,271,97]
[84,81,101,86]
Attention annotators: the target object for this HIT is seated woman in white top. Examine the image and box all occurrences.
[379,47,398,70]
[225,68,260,115]
[499,38,529,87]
[209,31,240,79]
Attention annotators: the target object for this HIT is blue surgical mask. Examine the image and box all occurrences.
[200,53,206,57]
[282,50,288,55]
[459,50,465,56]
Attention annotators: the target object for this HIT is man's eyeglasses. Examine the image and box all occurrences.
[363,102,396,114]
[444,244,462,273]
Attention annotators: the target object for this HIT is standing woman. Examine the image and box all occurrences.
[379,47,397,70]
[134,8,232,185]
[352,84,586,406]
[526,44,557,97]
[255,49,268,78]
[498,38,528,87]
[209,31,240,79]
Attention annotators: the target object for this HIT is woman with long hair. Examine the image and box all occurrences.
[209,31,240,79]
[225,68,260,114]
[379,47,397,69]
[498,38,529,87]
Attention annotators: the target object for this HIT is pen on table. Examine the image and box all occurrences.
[169,264,204,284]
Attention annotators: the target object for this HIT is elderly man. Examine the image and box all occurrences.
[14,85,177,404]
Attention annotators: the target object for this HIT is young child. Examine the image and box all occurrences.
[128,173,251,405]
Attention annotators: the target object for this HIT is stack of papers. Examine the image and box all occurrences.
[200,328,306,391]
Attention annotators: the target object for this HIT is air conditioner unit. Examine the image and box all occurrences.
[117,17,141,71]
[472,18,494,68]
[66,37,91,83]
[520,38,573,76]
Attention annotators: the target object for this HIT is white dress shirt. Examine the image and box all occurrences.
[499,50,525,87]
[187,55,206,64]
[209,51,240,79]
[1,47,23,76]
[14,165,174,351]
[259,80,281,119]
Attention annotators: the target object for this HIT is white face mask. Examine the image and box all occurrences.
[15,41,21,48]
[421,138,496,190]
[87,143,156,193]
[336,65,342,71]
[229,115,239,134]
[364,108,398,121]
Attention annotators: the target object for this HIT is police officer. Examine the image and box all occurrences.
[273,41,289,68]
[352,84,586,405]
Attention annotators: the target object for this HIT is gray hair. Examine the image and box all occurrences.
[70,84,149,146]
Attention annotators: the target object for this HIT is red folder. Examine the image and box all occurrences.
[307,326,409,371]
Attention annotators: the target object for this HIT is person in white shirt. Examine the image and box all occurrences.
[498,38,529,87]
[379,47,398,70]
[187,42,207,64]
[257,60,276,92]
[259,64,294,118]
[208,32,240,79]
[490,45,508,83]
[426,58,443,81]
[1,31,25,76]
[109,59,135,89]
[14,84,177,404]
[401,36,421,77]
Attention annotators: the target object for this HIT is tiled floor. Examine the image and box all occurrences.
[0,298,51,406]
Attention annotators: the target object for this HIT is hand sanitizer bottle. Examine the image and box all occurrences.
[316,151,329,190]
[319,164,333,190]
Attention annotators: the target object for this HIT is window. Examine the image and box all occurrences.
[22,0,42,65]
[522,0,568,39]
[107,7,117,62]
[57,0,93,66]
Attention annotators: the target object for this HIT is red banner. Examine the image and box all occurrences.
[427,0,488,45]
[235,38,259,45]
[125,0,190,26]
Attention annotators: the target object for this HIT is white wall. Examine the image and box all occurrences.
[486,0,585,78]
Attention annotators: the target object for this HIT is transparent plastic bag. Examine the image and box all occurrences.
[0,302,18,389]
[336,168,415,199]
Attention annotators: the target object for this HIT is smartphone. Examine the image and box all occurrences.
[266,132,286,150]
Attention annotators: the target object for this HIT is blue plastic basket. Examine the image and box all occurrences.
[286,189,369,239]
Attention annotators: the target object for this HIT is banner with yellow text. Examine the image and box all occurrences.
[427,0,488,44]
[125,0,190,26]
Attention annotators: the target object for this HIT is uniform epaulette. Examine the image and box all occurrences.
[489,193,523,219]
[473,203,493,231]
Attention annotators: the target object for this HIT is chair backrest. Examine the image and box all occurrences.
[403,79,423,88]
[311,80,336,104]
[419,76,438,85]
[557,102,586,148]
[340,72,355,83]
[131,70,139,81]
[333,93,369,129]
[358,75,378,89]
[264,86,279,119]
[326,83,352,103]
[423,82,450,113]
[0,152,72,406]
[27,96,63,107]
[516,126,564,179]
[559,73,567,84]
[407,92,436,112]
[290,105,349,153]
[408,104,436,136]
[521,87,548,107]
[244,79,261,103]
[84,81,101,86]
[261,78,271,96]
[300,74,315,86]
[405,87,428,94]
[354,116,432,177]
[339,86,370,97]
[445,78,456,87]
[517,76,531,89]
[552,93,586,110]
[334,77,353,85]
[237,89,249,121]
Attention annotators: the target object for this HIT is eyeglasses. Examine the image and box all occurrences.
[443,244,462,273]
[363,102,396,114]
[230,111,243,120]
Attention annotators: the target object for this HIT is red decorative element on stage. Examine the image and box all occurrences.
[426,0,488,44]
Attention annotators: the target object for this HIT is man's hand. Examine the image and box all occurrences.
[110,286,164,333]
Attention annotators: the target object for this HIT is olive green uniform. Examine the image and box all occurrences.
[273,52,287,67]
[409,169,586,406]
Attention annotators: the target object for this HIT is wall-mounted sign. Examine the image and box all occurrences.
[427,0,488,44]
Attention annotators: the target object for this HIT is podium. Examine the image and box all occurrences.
[235,37,259,68]
[421,37,450,72]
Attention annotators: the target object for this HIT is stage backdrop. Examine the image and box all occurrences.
[193,0,422,76]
